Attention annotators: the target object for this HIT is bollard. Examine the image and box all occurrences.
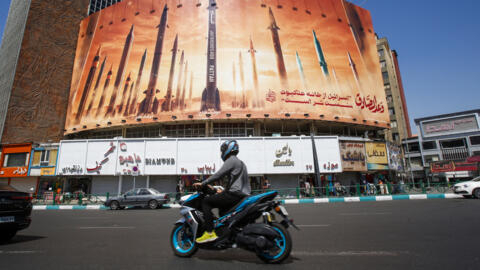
[106,192,110,201]
[421,182,426,194]
[53,192,56,205]
[296,187,300,199]
[356,184,361,196]
[325,185,329,197]
[387,183,392,194]
[78,193,83,206]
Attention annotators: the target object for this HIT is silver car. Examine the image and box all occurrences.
[105,188,169,210]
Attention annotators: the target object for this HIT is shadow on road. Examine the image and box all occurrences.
[193,249,297,264]
[0,235,46,245]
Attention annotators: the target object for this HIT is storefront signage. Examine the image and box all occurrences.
[87,142,116,174]
[61,165,83,175]
[40,167,56,176]
[365,142,388,165]
[422,115,478,136]
[340,142,367,172]
[387,143,403,171]
[197,164,216,174]
[453,161,478,172]
[323,162,339,171]
[273,143,294,167]
[145,158,175,166]
[117,141,143,175]
[431,161,454,173]
[0,143,32,178]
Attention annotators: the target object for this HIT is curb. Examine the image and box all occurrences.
[280,193,463,204]
[32,194,463,210]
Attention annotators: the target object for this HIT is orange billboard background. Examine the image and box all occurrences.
[65,0,389,134]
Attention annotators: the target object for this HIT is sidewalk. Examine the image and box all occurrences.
[32,193,464,210]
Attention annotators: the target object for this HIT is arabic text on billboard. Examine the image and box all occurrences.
[340,141,366,171]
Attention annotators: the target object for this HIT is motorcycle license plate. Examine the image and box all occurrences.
[278,206,288,216]
[0,216,14,223]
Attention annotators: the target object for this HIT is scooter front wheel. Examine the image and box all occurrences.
[170,223,198,257]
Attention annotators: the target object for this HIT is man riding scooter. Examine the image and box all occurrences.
[192,140,250,243]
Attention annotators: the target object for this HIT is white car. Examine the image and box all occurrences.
[453,176,480,198]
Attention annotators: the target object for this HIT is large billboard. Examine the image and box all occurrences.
[65,0,388,133]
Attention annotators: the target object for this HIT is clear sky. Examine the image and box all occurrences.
[0,0,479,135]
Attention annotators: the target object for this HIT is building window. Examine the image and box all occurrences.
[378,49,385,58]
[380,60,386,68]
[407,142,420,153]
[382,71,389,82]
[422,141,437,150]
[424,155,439,166]
[126,127,161,138]
[384,84,391,90]
[165,124,206,138]
[88,129,123,139]
[390,121,397,128]
[440,138,466,148]
[32,149,58,167]
[3,153,29,167]
[393,133,399,142]
[389,108,395,116]
[213,123,254,137]
[470,135,480,145]
[386,95,393,103]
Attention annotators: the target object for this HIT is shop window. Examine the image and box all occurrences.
[422,141,437,150]
[470,135,480,145]
[3,153,29,167]
[32,149,58,167]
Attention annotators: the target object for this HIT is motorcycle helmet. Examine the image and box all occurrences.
[220,140,239,161]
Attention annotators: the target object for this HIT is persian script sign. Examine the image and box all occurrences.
[340,141,366,171]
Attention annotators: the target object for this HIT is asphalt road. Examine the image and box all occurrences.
[1,199,479,270]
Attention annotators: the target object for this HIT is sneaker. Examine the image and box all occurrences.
[195,231,218,243]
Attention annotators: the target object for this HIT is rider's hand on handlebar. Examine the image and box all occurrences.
[193,182,203,190]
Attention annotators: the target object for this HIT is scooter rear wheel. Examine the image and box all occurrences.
[256,222,292,264]
[170,224,198,257]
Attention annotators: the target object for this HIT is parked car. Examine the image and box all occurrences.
[105,188,169,210]
[0,184,32,242]
[453,176,480,198]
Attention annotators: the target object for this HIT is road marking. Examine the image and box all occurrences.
[0,250,42,254]
[292,251,405,256]
[77,226,135,229]
[297,224,330,227]
[339,212,392,216]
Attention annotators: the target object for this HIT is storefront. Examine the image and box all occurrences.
[431,160,478,182]
[0,143,36,193]
[29,144,60,195]
[56,136,343,195]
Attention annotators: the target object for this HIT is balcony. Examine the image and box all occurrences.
[441,147,469,161]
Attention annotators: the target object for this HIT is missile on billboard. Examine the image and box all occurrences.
[75,46,101,123]
[249,37,262,108]
[188,71,193,109]
[347,51,361,91]
[313,30,329,79]
[331,67,340,92]
[232,61,237,108]
[105,25,134,117]
[161,35,178,112]
[86,55,107,117]
[96,65,113,117]
[174,50,185,111]
[124,80,135,116]
[238,51,246,109]
[117,72,132,114]
[268,7,288,90]
[295,51,307,90]
[180,60,188,110]
[200,0,221,112]
[139,4,168,115]
[129,49,147,115]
